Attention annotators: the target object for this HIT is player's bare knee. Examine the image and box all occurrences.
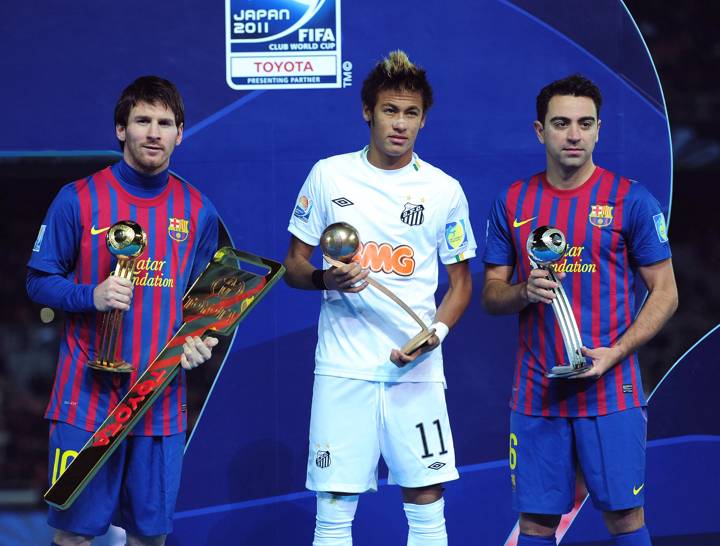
[401,483,444,504]
[519,513,561,536]
[602,506,644,535]
[126,533,166,546]
[53,530,94,546]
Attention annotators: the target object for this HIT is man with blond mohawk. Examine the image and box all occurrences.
[284,50,476,545]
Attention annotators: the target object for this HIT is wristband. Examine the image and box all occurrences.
[430,321,449,344]
[311,269,327,290]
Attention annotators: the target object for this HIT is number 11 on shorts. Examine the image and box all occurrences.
[416,420,449,459]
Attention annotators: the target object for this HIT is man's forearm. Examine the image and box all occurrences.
[26,268,96,313]
[435,283,471,330]
[482,278,529,315]
[612,287,679,361]
[283,256,322,290]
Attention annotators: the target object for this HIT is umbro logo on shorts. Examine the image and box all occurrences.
[332,197,354,207]
[427,461,446,470]
[316,450,331,468]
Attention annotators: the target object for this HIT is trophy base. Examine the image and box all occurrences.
[545,363,594,379]
[87,360,134,373]
[401,328,436,355]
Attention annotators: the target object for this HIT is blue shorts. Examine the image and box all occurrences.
[47,421,184,537]
[509,407,647,514]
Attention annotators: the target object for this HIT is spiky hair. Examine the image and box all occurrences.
[361,50,433,113]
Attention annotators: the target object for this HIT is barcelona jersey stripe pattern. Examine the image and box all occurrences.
[39,165,217,435]
[483,167,671,417]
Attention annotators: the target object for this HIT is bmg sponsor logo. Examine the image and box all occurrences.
[225,0,349,90]
[353,241,415,276]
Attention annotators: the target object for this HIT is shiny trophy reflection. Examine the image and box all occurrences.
[320,222,436,355]
[527,226,592,378]
[87,220,147,373]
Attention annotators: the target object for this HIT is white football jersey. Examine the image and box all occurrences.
[288,147,476,382]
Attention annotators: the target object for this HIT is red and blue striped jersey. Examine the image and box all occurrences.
[29,162,218,435]
[483,167,671,417]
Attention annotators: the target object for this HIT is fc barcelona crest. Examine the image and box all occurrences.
[168,217,190,242]
[589,204,613,228]
[401,202,425,226]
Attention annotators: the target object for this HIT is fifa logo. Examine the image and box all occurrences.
[211,275,245,297]
[226,0,343,90]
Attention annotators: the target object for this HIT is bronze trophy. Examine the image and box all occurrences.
[320,222,436,355]
[87,220,146,373]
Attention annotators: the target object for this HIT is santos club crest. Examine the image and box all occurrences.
[401,202,424,226]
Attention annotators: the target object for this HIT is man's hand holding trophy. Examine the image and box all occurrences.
[526,226,593,378]
[319,222,439,364]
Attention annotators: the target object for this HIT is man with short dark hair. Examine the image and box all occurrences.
[27,76,219,546]
[284,51,475,545]
[483,74,678,546]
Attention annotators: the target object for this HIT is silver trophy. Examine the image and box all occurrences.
[320,222,436,355]
[526,226,592,378]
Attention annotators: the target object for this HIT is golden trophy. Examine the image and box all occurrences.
[46,247,284,509]
[320,222,436,355]
[87,220,146,373]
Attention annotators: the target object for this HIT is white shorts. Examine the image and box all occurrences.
[306,375,459,493]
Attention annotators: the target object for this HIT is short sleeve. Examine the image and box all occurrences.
[438,181,477,264]
[482,190,516,266]
[624,182,672,267]
[287,161,327,246]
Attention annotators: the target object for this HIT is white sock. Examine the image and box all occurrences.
[313,492,359,546]
[404,497,447,546]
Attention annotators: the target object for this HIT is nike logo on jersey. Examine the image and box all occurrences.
[633,483,645,495]
[513,217,536,228]
[90,225,110,235]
